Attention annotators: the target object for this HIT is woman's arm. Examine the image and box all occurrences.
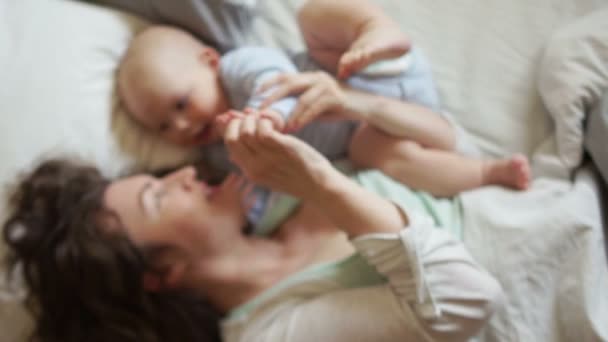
[259,71,455,150]
[306,169,408,238]
[224,115,406,238]
[231,224,503,342]
[341,86,455,149]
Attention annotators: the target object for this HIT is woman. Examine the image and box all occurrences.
[3,114,503,342]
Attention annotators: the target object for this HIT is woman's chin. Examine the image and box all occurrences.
[241,222,254,236]
[209,204,249,234]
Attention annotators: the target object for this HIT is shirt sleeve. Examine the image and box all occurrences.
[233,213,503,342]
[220,46,299,120]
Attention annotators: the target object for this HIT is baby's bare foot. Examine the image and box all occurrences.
[337,22,410,79]
[483,154,531,190]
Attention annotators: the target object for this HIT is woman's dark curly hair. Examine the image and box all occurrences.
[2,158,221,342]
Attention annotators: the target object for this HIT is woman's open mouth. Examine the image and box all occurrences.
[200,181,217,198]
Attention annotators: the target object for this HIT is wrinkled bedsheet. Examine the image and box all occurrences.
[1,0,606,341]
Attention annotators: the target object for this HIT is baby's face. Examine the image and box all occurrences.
[124,48,229,147]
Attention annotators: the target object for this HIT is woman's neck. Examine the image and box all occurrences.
[186,202,356,314]
[187,236,298,313]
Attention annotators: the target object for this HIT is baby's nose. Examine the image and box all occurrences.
[174,116,190,131]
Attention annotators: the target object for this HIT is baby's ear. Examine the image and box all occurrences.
[200,47,220,70]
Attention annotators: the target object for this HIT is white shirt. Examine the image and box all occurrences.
[221,211,504,342]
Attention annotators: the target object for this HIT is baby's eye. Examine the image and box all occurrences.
[159,121,170,133]
[175,97,189,111]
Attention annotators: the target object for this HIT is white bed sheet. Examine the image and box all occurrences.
[1,0,607,341]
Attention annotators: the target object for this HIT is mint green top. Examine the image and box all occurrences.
[229,168,463,319]
[256,165,463,239]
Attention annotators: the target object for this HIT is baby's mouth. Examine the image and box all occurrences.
[191,123,213,145]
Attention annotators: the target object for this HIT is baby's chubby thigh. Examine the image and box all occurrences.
[346,47,441,112]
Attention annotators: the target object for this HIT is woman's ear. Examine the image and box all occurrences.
[199,47,220,70]
[163,261,187,288]
[142,261,187,292]
[143,273,162,292]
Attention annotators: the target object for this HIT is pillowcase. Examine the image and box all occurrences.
[538,8,608,172]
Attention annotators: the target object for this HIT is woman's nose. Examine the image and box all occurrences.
[179,167,197,191]
[180,166,196,180]
[165,166,196,185]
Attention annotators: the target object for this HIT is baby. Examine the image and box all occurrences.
[118,0,531,231]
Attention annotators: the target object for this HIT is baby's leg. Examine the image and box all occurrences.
[297,0,410,78]
[349,126,531,197]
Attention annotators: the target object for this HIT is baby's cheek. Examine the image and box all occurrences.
[191,94,217,119]
[166,132,189,146]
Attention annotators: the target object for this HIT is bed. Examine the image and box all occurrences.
[1,0,607,341]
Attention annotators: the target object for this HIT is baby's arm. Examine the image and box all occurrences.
[220,46,301,130]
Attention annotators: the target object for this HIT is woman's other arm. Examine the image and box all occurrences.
[224,116,503,342]
[224,115,406,238]
[259,71,455,150]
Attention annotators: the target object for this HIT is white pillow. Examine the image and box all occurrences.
[0,0,196,208]
[0,0,194,338]
[538,8,608,172]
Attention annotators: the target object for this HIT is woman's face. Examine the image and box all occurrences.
[103,167,245,258]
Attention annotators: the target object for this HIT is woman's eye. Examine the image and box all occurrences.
[155,189,166,211]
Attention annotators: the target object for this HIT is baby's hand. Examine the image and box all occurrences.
[243,108,285,132]
[215,109,247,137]
[215,108,282,137]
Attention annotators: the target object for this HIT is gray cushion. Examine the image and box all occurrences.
[93,0,256,52]
[586,91,608,185]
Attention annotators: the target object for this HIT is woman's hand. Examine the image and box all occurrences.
[257,71,350,131]
[223,113,408,238]
[223,114,337,201]
[214,173,253,210]
[215,108,285,136]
